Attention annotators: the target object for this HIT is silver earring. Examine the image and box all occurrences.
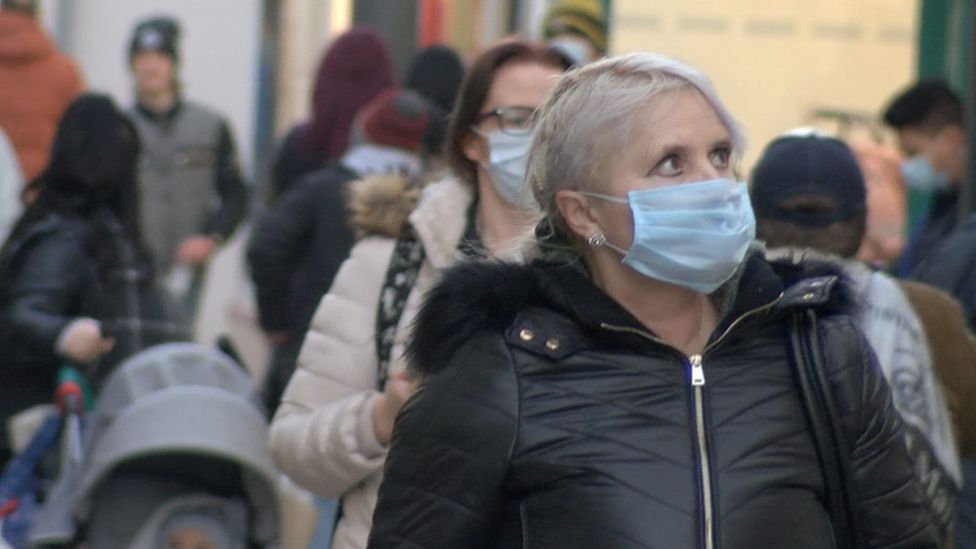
[587,232,606,247]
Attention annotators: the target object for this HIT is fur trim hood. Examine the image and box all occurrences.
[347,170,466,241]
[347,174,419,239]
[407,248,855,377]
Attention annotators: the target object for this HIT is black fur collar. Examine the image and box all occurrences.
[406,249,853,376]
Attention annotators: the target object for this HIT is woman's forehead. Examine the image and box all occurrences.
[630,88,731,149]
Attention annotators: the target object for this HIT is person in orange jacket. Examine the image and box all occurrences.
[0,0,84,183]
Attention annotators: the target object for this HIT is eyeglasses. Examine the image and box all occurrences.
[474,106,536,135]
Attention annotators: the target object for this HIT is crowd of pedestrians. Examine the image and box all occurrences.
[2,0,976,547]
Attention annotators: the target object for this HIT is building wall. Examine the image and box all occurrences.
[46,0,263,176]
[611,0,918,171]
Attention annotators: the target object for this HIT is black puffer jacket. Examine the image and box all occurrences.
[246,163,358,411]
[367,253,938,549]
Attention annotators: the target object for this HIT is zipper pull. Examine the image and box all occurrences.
[689,354,705,386]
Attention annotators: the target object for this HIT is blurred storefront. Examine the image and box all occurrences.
[611,0,919,171]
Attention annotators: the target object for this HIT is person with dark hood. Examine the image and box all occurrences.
[0,94,188,465]
[248,88,433,415]
[126,16,248,317]
[0,0,84,182]
[268,27,395,203]
[404,45,464,167]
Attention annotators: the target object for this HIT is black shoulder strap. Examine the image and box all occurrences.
[788,309,862,549]
[374,223,426,390]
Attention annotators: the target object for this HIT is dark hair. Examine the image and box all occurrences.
[882,79,964,133]
[406,45,465,158]
[1,94,153,279]
[1,0,36,16]
[406,45,465,114]
[446,41,572,186]
[300,27,395,165]
[756,194,867,258]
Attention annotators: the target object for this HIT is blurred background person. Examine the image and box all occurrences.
[403,44,465,172]
[0,127,23,244]
[268,41,571,549]
[750,131,974,543]
[267,28,394,205]
[0,0,83,183]
[248,88,433,416]
[882,79,966,277]
[541,0,608,66]
[0,94,187,466]
[126,15,248,318]
[851,141,907,268]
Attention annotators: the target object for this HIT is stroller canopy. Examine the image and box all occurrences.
[68,343,279,546]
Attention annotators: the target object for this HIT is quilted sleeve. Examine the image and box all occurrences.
[367,333,519,549]
[820,317,941,547]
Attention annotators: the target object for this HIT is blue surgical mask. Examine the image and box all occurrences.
[901,155,950,192]
[475,129,537,210]
[582,178,756,294]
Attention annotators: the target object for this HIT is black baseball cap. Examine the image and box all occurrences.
[750,130,867,227]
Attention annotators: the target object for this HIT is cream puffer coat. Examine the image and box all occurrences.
[269,174,474,549]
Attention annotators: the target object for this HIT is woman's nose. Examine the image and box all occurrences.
[688,159,725,183]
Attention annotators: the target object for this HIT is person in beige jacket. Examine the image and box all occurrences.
[268,41,572,549]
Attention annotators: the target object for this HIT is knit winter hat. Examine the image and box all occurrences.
[129,16,180,63]
[405,45,465,115]
[360,89,431,153]
[750,129,867,226]
[542,0,608,55]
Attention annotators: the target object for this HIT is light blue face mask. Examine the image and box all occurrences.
[475,129,537,210]
[901,155,950,192]
[582,178,756,294]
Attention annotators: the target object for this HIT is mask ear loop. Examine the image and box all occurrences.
[579,192,629,256]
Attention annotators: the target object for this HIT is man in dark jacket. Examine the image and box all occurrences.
[126,16,248,317]
[247,88,430,414]
[751,131,976,546]
[882,79,967,277]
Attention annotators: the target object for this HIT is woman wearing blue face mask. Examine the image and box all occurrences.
[368,53,940,548]
[268,41,571,549]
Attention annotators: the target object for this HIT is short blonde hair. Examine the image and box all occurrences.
[527,52,745,235]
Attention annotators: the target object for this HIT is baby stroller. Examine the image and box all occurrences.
[25,342,279,548]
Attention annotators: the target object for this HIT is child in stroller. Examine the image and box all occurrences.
[21,342,279,549]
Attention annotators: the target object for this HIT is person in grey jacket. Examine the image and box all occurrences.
[126,16,248,315]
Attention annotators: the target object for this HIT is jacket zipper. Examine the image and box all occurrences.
[688,353,712,549]
[599,293,783,549]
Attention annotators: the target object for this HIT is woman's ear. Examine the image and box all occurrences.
[555,190,601,240]
[461,129,486,164]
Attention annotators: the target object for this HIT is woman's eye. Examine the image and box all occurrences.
[655,156,681,176]
[709,147,732,169]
